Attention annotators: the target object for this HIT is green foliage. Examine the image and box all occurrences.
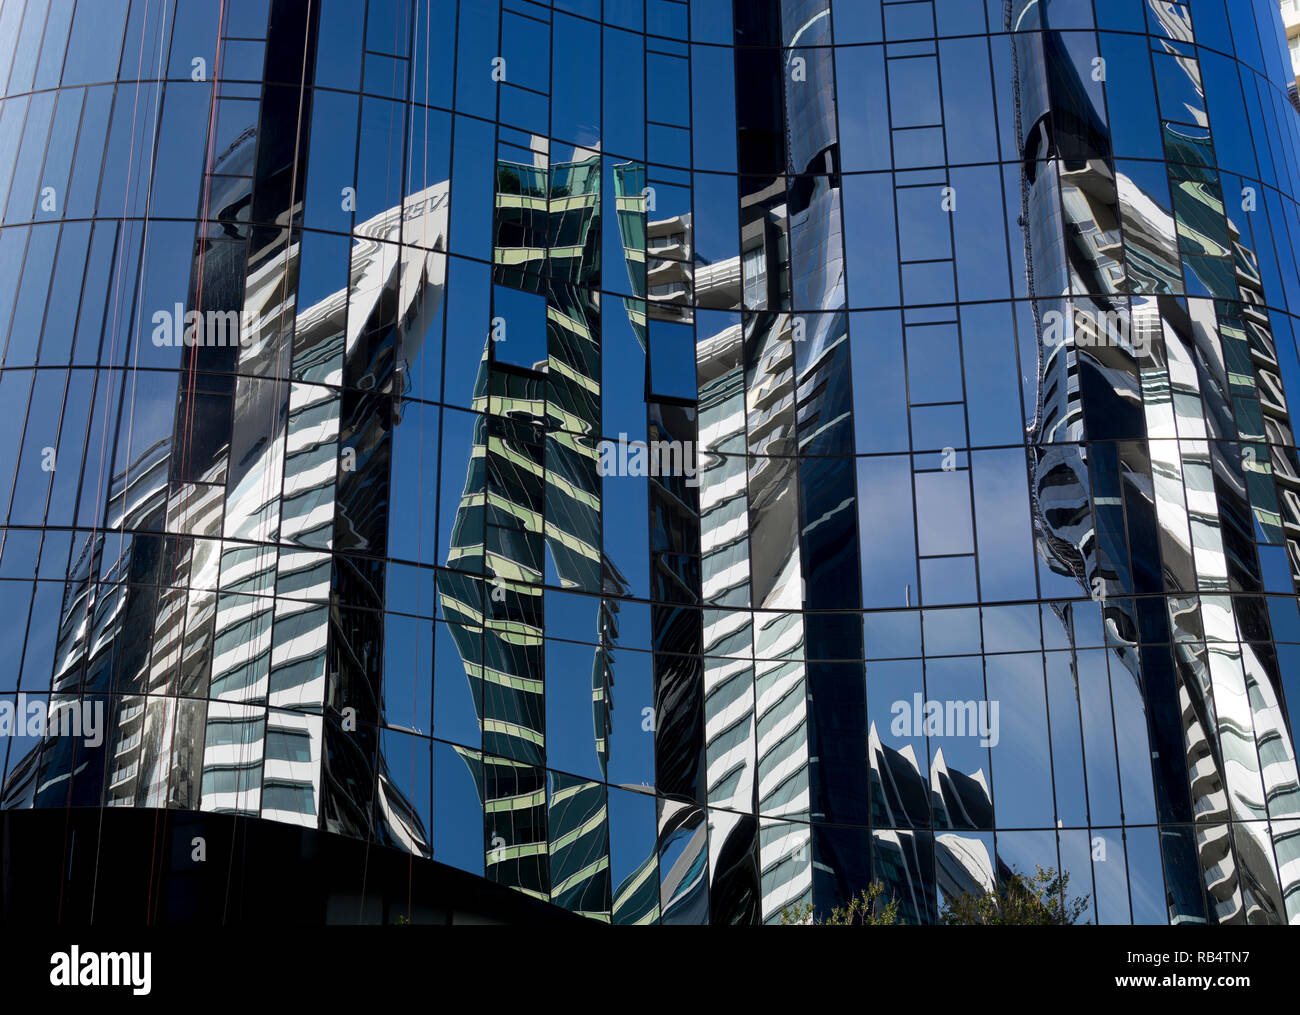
[939,865,1090,926]
[777,867,1089,927]
[495,165,523,195]
[779,880,900,926]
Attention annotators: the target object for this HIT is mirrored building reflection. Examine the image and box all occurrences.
[2,0,1300,926]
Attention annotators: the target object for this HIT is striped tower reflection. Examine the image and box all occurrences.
[1010,0,1300,923]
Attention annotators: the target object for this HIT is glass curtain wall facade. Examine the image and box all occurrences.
[2,0,1300,925]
